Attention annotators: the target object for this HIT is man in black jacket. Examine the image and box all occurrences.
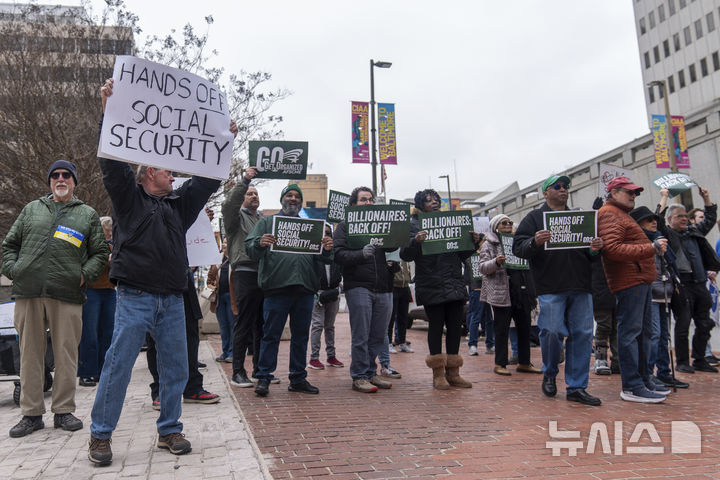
[660,187,720,373]
[334,187,398,393]
[513,174,603,406]
[88,78,237,466]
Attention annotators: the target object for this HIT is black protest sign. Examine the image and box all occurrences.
[652,172,698,197]
[418,210,475,255]
[346,205,411,249]
[469,253,483,279]
[543,210,597,250]
[249,140,308,179]
[327,190,350,223]
[98,56,234,180]
[270,216,325,255]
[499,234,529,270]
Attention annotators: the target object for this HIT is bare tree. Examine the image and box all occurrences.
[0,0,287,242]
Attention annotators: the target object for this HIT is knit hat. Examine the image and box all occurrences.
[47,159,78,186]
[280,184,303,202]
[489,214,511,233]
[541,174,571,192]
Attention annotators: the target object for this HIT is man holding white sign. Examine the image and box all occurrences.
[245,185,333,397]
[513,174,604,406]
[88,79,237,466]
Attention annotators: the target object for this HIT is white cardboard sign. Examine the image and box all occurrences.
[598,163,633,197]
[174,178,223,267]
[98,56,234,180]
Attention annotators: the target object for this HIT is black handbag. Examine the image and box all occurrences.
[318,288,340,305]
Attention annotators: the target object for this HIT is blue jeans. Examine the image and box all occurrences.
[616,284,655,390]
[91,285,187,439]
[509,327,519,356]
[78,288,116,378]
[467,291,494,347]
[215,292,234,358]
[346,288,393,379]
[651,302,672,378]
[537,292,593,393]
[256,294,314,384]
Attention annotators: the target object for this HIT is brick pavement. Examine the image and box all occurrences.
[214,312,720,479]
[0,341,268,479]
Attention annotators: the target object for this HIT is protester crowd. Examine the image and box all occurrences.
[2,76,719,468]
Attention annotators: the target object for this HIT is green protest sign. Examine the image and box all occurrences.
[326,190,350,223]
[249,140,308,179]
[543,210,597,250]
[346,205,410,249]
[499,233,529,270]
[270,216,324,255]
[419,210,475,255]
[469,253,483,279]
[652,172,698,197]
[389,198,412,207]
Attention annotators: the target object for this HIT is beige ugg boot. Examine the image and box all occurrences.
[425,354,450,390]
[445,354,472,388]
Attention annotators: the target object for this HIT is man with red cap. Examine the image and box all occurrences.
[598,176,669,403]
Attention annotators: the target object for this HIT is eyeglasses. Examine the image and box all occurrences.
[499,220,513,226]
[620,188,642,197]
[552,183,569,190]
[50,172,72,180]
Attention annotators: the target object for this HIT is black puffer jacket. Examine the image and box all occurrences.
[591,259,616,310]
[400,214,476,306]
[333,221,395,293]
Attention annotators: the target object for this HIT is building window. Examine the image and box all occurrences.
[673,33,681,51]
[689,64,697,82]
[701,58,708,76]
[653,46,660,63]
[306,201,316,208]
[695,19,703,39]
[669,0,676,16]
[640,17,647,34]
[644,52,651,68]
[708,12,716,32]
[668,75,675,93]
[659,5,666,22]
[678,69,686,87]
[713,51,720,71]
[649,11,656,28]
[679,0,686,8]
[649,86,655,103]
[663,39,670,57]
[684,26,692,45]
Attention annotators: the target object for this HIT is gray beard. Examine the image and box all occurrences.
[281,200,300,216]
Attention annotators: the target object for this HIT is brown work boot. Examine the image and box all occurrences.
[88,436,112,466]
[157,432,192,455]
[445,354,472,388]
[426,354,450,390]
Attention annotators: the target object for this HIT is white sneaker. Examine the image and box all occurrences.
[398,343,414,353]
[469,345,478,356]
[389,345,398,354]
[594,359,611,375]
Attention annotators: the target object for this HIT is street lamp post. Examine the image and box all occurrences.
[439,174,451,211]
[648,80,693,208]
[370,59,392,196]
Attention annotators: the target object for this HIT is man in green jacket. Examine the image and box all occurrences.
[245,184,333,397]
[2,160,108,438]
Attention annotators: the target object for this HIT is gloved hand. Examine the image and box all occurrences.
[362,244,376,259]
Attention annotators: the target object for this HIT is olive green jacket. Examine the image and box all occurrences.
[1,195,109,304]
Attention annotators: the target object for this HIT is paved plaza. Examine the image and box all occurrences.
[1,313,719,479]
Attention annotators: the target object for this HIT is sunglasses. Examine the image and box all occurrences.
[551,182,569,190]
[50,172,72,180]
[620,188,642,196]
[499,220,513,226]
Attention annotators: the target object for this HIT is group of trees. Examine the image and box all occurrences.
[0,0,287,241]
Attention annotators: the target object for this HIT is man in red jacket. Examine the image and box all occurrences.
[598,176,669,403]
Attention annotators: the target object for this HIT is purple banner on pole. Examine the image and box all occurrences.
[351,101,369,163]
[378,102,397,165]
[652,114,690,169]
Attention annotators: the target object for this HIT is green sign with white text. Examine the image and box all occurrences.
[499,233,529,270]
[326,190,350,223]
[419,210,475,255]
[346,205,411,249]
[249,140,308,179]
[270,216,324,254]
[542,210,597,250]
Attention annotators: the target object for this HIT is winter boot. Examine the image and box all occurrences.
[425,354,450,390]
[445,354,472,388]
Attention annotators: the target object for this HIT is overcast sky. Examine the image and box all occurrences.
[50,0,649,209]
